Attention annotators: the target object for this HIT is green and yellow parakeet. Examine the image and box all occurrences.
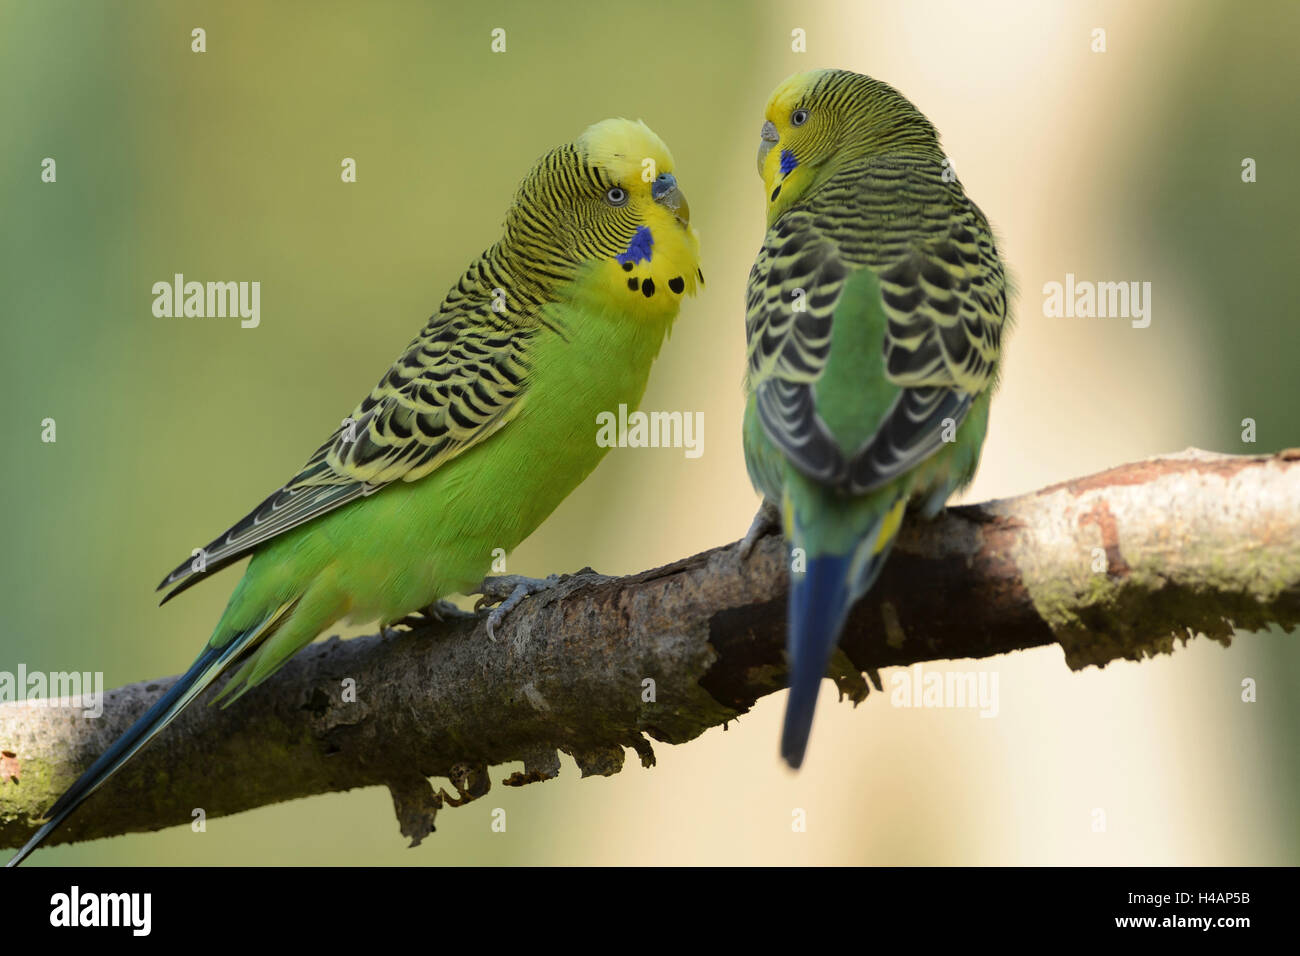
[742,70,1010,768]
[9,118,700,865]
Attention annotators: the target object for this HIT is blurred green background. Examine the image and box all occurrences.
[1,0,1296,864]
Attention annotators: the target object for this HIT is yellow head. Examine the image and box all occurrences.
[756,69,942,225]
[507,118,701,320]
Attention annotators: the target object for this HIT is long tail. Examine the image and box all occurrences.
[781,496,905,769]
[781,552,855,769]
[5,611,286,867]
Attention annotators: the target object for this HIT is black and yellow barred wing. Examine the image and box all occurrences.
[745,156,1007,494]
[158,288,539,602]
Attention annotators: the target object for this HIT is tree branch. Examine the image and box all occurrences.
[3,448,1298,850]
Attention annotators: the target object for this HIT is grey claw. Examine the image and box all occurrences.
[388,599,474,633]
[739,500,782,560]
[477,575,559,641]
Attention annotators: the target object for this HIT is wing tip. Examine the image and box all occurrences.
[156,558,197,603]
[158,567,213,606]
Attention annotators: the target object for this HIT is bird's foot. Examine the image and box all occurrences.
[387,599,476,634]
[738,500,782,560]
[475,574,559,641]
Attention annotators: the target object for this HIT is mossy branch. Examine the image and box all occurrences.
[2,448,1297,851]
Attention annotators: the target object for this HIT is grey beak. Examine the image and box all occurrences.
[652,172,690,226]
[757,120,779,175]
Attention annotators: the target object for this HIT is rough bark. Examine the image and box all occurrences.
[2,448,1297,850]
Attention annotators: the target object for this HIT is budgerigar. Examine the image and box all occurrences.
[9,118,701,865]
[742,70,1010,768]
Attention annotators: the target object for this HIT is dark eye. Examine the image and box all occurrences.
[605,186,628,206]
[791,109,809,127]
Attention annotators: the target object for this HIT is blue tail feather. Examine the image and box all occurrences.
[6,637,248,867]
[781,552,854,769]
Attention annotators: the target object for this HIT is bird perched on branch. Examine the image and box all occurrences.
[9,118,700,865]
[741,69,1010,768]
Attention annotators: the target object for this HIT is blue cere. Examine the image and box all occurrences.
[617,225,654,266]
[779,149,798,176]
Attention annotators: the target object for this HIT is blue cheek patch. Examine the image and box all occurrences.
[779,149,798,176]
[616,225,654,266]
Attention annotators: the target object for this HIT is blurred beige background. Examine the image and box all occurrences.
[2,0,1296,864]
